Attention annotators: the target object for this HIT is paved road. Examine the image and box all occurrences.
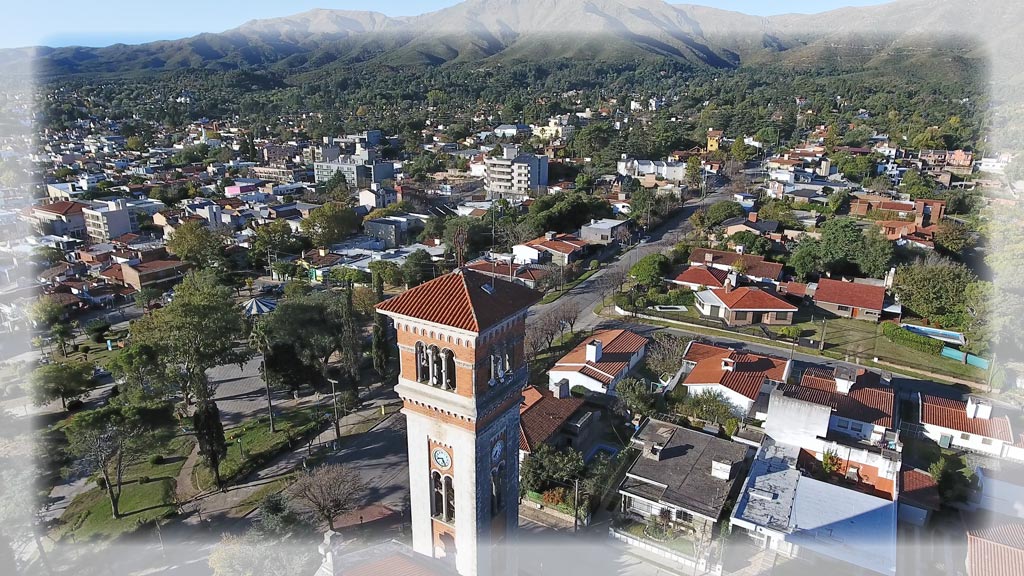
[325,409,410,512]
[530,186,732,334]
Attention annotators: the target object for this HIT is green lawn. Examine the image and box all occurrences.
[56,435,195,543]
[618,519,696,556]
[54,329,128,368]
[195,405,321,489]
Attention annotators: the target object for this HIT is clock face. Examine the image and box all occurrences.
[432,447,452,470]
[491,439,504,464]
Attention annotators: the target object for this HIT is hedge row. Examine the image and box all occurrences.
[882,322,943,355]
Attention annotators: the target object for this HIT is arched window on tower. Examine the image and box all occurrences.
[415,342,428,383]
[428,345,441,387]
[444,476,455,522]
[432,471,444,520]
[442,349,456,391]
[490,462,506,517]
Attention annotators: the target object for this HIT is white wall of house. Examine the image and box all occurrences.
[684,384,753,416]
[512,244,543,264]
[921,423,1005,456]
[828,416,885,443]
[548,370,608,395]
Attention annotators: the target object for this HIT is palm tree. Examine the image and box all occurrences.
[247,319,275,433]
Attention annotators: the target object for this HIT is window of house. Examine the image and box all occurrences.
[960,432,970,441]
[981,438,993,445]
[836,419,849,429]
[837,305,852,312]
[734,311,749,321]
[676,509,692,522]
[849,422,863,433]
[776,312,791,321]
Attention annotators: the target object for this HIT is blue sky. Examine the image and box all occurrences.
[5,0,891,48]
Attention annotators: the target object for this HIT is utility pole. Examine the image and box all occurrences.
[573,477,580,533]
[819,318,827,351]
[331,378,341,441]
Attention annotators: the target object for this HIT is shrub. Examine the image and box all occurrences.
[542,487,568,507]
[148,454,165,465]
[724,418,739,437]
[589,259,600,270]
[882,322,942,355]
[776,326,801,340]
[66,399,84,411]
[137,476,150,485]
[570,385,589,398]
[85,320,111,342]
[95,477,107,490]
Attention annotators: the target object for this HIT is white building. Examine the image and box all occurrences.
[484,144,548,201]
[974,465,1024,519]
[917,394,1018,459]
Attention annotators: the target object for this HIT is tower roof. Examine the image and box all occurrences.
[376,269,541,333]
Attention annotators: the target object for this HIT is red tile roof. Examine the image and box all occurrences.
[710,287,797,311]
[899,468,940,511]
[688,248,783,280]
[519,386,585,453]
[682,342,788,401]
[672,265,729,288]
[780,281,808,298]
[813,278,885,312]
[785,367,895,427]
[550,329,649,386]
[34,201,87,216]
[524,233,588,255]
[376,269,541,333]
[920,395,1014,443]
[968,522,1024,576]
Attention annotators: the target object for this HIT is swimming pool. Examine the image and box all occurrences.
[900,323,966,346]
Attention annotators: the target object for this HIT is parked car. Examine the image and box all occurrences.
[93,365,111,378]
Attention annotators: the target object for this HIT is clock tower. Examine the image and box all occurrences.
[376,269,541,576]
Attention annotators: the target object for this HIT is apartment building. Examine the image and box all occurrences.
[484,144,549,201]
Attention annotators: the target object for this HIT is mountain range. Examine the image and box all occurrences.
[3,0,1019,80]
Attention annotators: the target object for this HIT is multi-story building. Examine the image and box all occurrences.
[27,201,89,239]
[484,144,548,201]
[376,269,541,576]
[82,198,166,243]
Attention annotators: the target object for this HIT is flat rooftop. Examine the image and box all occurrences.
[732,438,896,576]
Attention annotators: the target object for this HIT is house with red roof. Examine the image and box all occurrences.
[518,382,596,462]
[548,329,648,395]
[27,201,89,239]
[680,342,791,418]
[667,265,731,291]
[898,467,940,526]
[464,259,550,290]
[916,394,1016,458]
[967,519,1024,576]
[688,248,783,284]
[694,284,797,327]
[813,278,887,321]
[512,232,589,267]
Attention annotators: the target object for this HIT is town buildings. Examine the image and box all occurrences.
[483,144,549,201]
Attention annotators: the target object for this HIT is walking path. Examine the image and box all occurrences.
[177,388,403,527]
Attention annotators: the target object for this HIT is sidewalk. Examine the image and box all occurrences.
[178,389,403,526]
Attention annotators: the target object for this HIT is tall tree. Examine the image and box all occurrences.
[289,464,367,531]
[300,203,360,248]
[645,332,689,379]
[616,378,655,418]
[856,228,895,278]
[31,362,92,409]
[251,219,303,264]
[65,404,166,518]
[371,271,389,378]
[894,254,976,326]
[167,220,226,268]
[402,249,435,288]
[132,269,250,407]
[193,400,228,489]
[817,217,863,273]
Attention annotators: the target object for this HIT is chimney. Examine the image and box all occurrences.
[834,365,857,395]
[722,357,736,372]
[723,280,733,293]
[545,231,556,241]
[586,340,603,363]
[748,211,758,223]
[318,247,327,257]
[711,459,735,480]
[966,396,992,420]
[704,252,714,264]
[550,378,570,399]
[643,441,665,461]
